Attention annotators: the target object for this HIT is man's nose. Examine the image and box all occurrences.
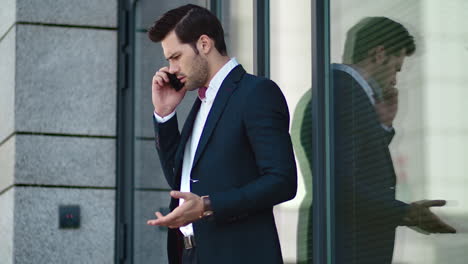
[169,65,179,74]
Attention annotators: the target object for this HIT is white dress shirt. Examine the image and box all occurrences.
[154,58,239,237]
[332,63,393,132]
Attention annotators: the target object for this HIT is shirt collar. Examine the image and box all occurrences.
[202,57,239,103]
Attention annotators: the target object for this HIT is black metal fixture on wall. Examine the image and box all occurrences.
[116,0,136,263]
[311,0,334,263]
[254,0,270,78]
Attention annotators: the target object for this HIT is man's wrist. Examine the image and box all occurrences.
[154,110,176,123]
[401,203,420,226]
[155,111,170,117]
[154,105,176,118]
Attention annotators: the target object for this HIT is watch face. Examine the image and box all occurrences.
[203,211,213,217]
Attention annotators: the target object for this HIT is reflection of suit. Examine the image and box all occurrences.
[291,89,314,264]
[333,66,408,264]
[154,65,297,264]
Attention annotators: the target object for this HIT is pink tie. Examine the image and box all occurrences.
[198,86,208,100]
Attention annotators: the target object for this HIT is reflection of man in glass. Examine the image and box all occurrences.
[333,17,456,264]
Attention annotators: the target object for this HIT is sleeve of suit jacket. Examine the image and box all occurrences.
[153,114,180,190]
[209,79,298,222]
[333,70,408,228]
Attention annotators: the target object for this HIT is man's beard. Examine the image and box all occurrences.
[185,54,209,91]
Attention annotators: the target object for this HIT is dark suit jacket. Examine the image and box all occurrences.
[332,68,408,264]
[153,65,297,264]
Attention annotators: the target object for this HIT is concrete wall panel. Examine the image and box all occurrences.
[13,187,115,263]
[17,0,117,28]
[15,25,117,136]
[15,134,115,187]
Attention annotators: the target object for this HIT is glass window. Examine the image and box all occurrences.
[220,0,254,73]
[270,0,312,263]
[330,1,468,263]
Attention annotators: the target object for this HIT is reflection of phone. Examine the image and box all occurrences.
[167,73,184,91]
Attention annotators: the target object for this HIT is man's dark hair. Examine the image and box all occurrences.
[343,17,416,63]
[147,4,227,56]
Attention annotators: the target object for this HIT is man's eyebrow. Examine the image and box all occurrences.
[166,52,179,61]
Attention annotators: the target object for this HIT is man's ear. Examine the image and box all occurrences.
[197,34,212,55]
[373,45,387,64]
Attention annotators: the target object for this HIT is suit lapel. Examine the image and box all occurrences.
[174,98,201,175]
[191,65,246,171]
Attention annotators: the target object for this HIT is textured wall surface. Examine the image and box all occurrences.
[0,1,118,263]
[16,0,117,27]
[13,187,115,263]
[14,135,116,187]
[15,25,117,136]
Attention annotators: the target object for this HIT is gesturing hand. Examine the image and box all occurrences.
[147,191,204,229]
[403,199,456,234]
[152,67,187,117]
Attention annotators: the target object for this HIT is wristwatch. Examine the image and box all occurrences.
[200,195,214,219]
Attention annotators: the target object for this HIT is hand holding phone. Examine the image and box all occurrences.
[152,67,186,117]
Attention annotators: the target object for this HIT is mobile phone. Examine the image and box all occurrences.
[167,73,184,91]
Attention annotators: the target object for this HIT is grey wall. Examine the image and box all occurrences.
[0,0,117,263]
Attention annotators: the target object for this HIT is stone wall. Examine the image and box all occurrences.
[0,1,117,263]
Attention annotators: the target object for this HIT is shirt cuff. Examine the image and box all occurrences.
[381,123,394,132]
[154,111,176,123]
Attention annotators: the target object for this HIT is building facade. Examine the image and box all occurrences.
[1,0,467,263]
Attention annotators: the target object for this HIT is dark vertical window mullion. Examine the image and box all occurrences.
[116,0,136,263]
[324,0,334,262]
[210,0,223,21]
[311,0,333,263]
[254,0,270,78]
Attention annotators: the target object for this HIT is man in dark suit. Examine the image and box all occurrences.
[145,4,297,264]
[333,17,456,263]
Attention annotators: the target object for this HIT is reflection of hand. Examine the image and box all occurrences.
[403,200,457,234]
[374,87,398,127]
[146,191,204,229]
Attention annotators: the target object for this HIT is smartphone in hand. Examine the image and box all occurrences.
[166,73,184,91]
